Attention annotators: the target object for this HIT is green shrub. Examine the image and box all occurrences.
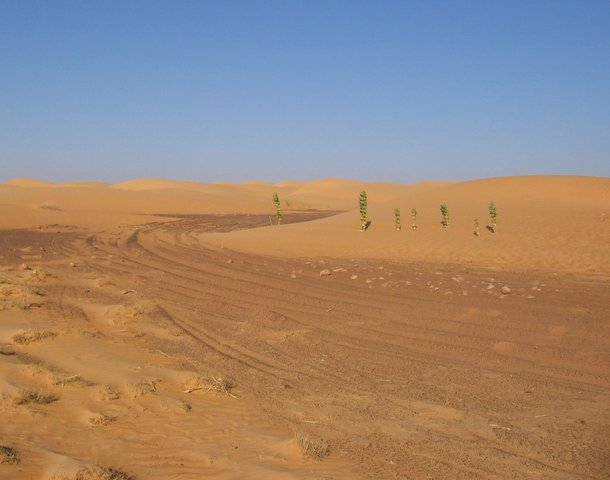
[440,204,449,227]
[272,192,283,225]
[394,208,401,231]
[359,191,368,231]
[411,208,417,231]
[488,201,497,232]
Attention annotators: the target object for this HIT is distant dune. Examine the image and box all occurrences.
[1,175,608,273]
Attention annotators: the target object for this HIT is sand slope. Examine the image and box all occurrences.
[203,176,610,274]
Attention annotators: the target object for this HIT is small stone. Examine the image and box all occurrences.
[19,263,31,271]
[319,269,332,276]
[69,262,77,268]
[500,286,511,295]
[290,274,297,279]
[350,275,358,280]
[226,259,233,264]
[486,283,495,290]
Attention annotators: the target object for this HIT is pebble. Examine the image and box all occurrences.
[19,263,31,270]
[350,275,358,280]
[500,286,511,294]
[319,269,332,276]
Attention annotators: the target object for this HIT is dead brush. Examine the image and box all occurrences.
[293,429,329,460]
[12,330,57,345]
[88,414,117,427]
[52,374,93,387]
[30,267,51,282]
[184,375,236,398]
[15,387,59,405]
[51,466,134,480]
[0,445,19,464]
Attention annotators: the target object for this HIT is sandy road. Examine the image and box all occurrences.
[3,213,606,479]
[43,213,606,480]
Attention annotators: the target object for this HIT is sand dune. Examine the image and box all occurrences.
[203,175,610,274]
[1,175,609,479]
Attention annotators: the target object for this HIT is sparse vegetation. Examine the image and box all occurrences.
[411,208,417,231]
[293,429,329,460]
[272,192,283,225]
[489,201,497,232]
[0,445,18,465]
[474,218,480,237]
[13,330,57,345]
[184,375,236,398]
[440,204,449,227]
[394,208,401,231]
[52,374,92,387]
[51,466,134,480]
[89,414,117,426]
[359,191,368,231]
[38,201,62,211]
[15,387,59,405]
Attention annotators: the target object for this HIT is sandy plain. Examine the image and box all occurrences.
[0,175,609,479]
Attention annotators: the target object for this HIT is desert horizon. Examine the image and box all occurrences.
[1,174,609,479]
[2,1,610,478]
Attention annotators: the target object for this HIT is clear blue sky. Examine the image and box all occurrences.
[1,0,609,183]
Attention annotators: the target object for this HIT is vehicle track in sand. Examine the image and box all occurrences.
[24,213,610,479]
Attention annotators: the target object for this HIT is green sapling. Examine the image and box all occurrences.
[272,192,283,225]
[394,208,401,232]
[411,208,417,231]
[440,204,449,227]
[488,201,497,233]
[359,191,368,231]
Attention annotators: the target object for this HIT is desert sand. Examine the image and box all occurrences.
[1,175,609,479]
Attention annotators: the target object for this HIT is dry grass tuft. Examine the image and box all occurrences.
[89,414,117,427]
[184,375,236,398]
[15,388,59,405]
[52,374,93,387]
[13,330,57,345]
[0,445,19,464]
[293,430,329,460]
[30,267,51,281]
[51,466,134,480]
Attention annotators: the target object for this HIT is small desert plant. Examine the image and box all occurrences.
[440,204,449,227]
[0,445,18,464]
[411,208,417,231]
[13,330,57,345]
[488,201,497,232]
[51,466,135,480]
[293,430,329,460]
[184,375,236,398]
[272,192,283,225]
[15,388,59,405]
[394,208,401,231]
[359,190,368,231]
[474,218,480,237]
[89,414,117,426]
